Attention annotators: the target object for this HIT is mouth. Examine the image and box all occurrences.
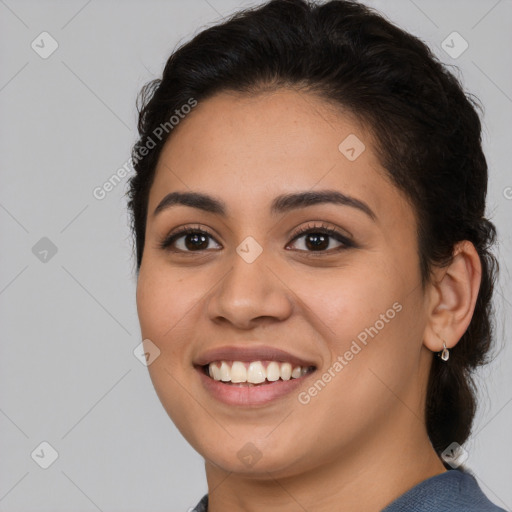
[193,346,318,406]
[199,360,316,386]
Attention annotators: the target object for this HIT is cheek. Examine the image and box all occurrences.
[294,260,402,345]
[135,266,201,434]
[136,263,192,340]
[298,253,423,393]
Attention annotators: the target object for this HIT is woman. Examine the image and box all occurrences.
[127,0,505,510]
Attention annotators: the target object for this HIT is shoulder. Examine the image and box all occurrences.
[190,493,208,512]
[191,470,506,512]
[382,468,507,512]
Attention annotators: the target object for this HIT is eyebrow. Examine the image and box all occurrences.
[153,189,376,221]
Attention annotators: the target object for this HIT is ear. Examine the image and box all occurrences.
[423,240,482,355]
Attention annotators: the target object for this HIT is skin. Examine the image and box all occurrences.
[135,88,482,512]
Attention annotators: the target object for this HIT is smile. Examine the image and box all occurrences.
[203,360,315,385]
[194,345,318,406]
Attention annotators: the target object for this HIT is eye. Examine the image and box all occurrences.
[286,222,353,253]
[159,225,221,253]
[159,222,354,254]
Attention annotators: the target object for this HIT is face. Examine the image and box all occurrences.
[136,88,432,478]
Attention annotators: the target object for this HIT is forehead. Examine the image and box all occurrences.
[148,88,410,224]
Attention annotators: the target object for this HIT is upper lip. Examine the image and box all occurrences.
[194,345,317,368]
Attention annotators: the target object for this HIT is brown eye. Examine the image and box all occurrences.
[159,227,221,252]
[287,224,354,253]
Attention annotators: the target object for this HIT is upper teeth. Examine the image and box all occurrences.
[208,361,311,383]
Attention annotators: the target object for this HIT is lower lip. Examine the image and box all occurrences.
[196,366,315,406]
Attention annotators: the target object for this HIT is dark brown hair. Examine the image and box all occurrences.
[126,0,499,460]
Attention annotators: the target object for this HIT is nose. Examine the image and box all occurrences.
[206,249,293,330]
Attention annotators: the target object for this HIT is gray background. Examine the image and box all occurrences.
[0,0,511,510]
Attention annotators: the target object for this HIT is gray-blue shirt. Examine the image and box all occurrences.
[191,468,507,511]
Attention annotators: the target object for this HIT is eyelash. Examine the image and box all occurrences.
[158,222,354,254]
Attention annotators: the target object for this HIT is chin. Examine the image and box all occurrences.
[193,433,312,478]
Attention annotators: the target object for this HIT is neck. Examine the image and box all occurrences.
[204,413,446,512]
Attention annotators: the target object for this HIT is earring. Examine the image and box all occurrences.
[439,340,450,362]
